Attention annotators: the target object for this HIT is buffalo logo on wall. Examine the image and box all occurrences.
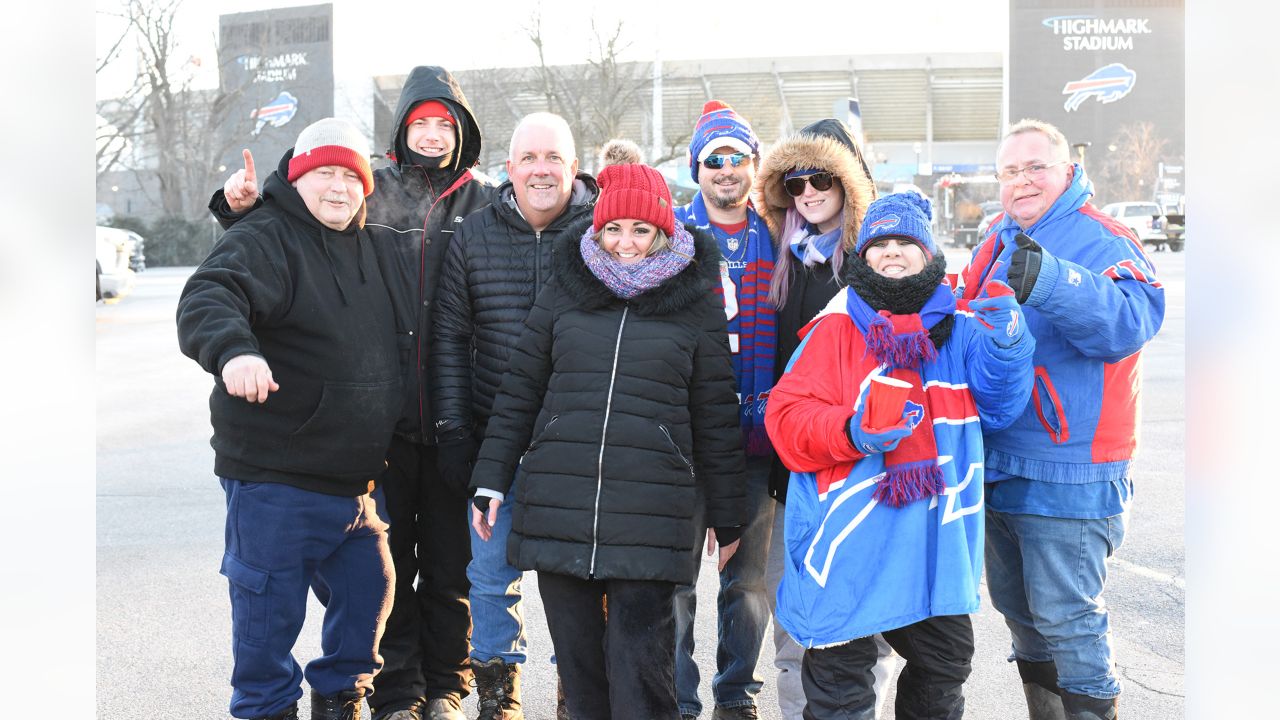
[1061,63,1137,112]
[250,91,300,136]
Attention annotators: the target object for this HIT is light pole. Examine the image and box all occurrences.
[913,141,923,178]
[1072,141,1091,168]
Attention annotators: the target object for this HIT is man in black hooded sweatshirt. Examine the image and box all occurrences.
[213,66,494,720]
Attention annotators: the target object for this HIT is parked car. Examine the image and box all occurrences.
[974,200,1004,245]
[96,226,136,301]
[1154,212,1184,252]
[1101,201,1168,250]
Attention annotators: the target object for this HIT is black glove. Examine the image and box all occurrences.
[1006,232,1043,305]
[436,436,478,497]
[473,495,492,513]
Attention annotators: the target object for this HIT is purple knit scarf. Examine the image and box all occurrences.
[580,223,695,299]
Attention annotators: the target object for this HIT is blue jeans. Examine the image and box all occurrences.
[674,457,774,715]
[467,473,527,664]
[984,506,1129,699]
[220,478,393,719]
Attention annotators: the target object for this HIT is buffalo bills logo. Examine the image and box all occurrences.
[1005,311,1020,339]
[903,400,925,430]
[869,214,901,236]
[250,91,299,135]
[1061,63,1136,112]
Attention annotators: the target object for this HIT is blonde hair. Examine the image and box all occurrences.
[591,225,689,260]
[1000,118,1071,162]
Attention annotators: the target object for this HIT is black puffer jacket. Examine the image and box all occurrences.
[472,220,746,584]
[209,65,495,444]
[179,150,403,496]
[430,176,599,441]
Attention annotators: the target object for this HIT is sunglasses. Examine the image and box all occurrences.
[702,152,751,170]
[784,171,835,197]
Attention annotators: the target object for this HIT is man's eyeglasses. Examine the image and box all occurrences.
[702,153,751,170]
[995,161,1067,184]
[784,171,835,197]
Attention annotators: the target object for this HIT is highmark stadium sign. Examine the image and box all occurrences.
[1046,15,1155,51]
[1009,0,1184,165]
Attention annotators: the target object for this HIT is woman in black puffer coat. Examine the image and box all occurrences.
[469,163,745,720]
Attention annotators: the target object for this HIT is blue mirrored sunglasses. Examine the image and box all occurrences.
[702,152,751,170]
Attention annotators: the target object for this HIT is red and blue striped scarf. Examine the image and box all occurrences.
[676,195,777,456]
[845,282,956,506]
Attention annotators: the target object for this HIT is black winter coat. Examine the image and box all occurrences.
[471,221,746,585]
[209,65,495,444]
[430,177,599,441]
[179,150,403,496]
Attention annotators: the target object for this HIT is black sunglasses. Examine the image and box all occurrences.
[784,171,835,197]
[702,152,751,170]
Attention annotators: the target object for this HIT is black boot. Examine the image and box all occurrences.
[311,688,364,720]
[251,704,299,720]
[1017,659,1067,720]
[1061,691,1118,720]
[472,657,523,720]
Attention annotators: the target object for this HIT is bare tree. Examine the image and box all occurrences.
[522,13,655,174]
[97,0,261,220]
[1094,121,1171,206]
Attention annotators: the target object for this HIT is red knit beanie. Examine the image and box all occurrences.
[405,99,456,126]
[287,118,374,197]
[592,163,675,237]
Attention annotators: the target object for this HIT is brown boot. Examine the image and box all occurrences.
[310,689,363,720]
[472,657,523,720]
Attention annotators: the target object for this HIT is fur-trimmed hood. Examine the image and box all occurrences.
[754,118,878,252]
[554,217,723,316]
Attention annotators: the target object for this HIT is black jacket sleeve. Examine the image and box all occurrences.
[470,283,557,495]
[208,188,262,231]
[176,229,289,375]
[429,217,478,438]
[689,294,748,530]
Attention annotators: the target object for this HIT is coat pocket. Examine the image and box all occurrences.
[1031,366,1069,444]
[285,378,401,477]
[220,551,270,646]
[658,424,695,479]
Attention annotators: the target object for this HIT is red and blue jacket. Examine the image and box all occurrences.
[958,165,1164,485]
[764,291,1034,646]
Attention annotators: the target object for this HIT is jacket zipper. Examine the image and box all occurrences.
[534,230,542,296]
[589,305,628,576]
[659,425,695,478]
[518,415,558,465]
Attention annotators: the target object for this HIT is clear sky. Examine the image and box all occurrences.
[96,0,1009,99]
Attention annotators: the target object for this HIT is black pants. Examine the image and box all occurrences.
[538,572,680,720]
[370,436,473,714]
[802,614,973,720]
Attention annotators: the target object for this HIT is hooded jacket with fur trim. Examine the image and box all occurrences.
[470,219,746,584]
[754,118,878,501]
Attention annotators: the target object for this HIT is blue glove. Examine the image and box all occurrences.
[969,283,1027,348]
[846,388,918,455]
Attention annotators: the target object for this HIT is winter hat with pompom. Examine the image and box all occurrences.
[855,191,936,257]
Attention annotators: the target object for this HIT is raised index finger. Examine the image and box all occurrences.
[242,149,256,183]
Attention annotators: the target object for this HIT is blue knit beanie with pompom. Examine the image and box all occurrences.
[855,192,937,257]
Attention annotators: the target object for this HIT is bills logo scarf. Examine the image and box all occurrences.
[845,283,956,507]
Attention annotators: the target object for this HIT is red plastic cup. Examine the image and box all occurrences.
[865,375,913,430]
